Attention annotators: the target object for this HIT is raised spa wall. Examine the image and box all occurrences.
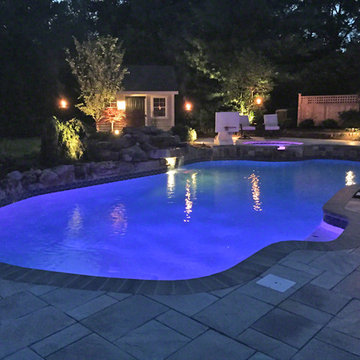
[1,143,360,207]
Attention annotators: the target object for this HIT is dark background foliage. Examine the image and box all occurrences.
[1,0,359,136]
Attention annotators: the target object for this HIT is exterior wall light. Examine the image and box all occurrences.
[255,97,263,106]
[185,102,193,112]
[117,100,126,110]
[59,98,69,109]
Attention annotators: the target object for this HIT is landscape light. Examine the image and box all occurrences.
[114,129,120,135]
[255,97,263,105]
[117,100,126,110]
[185,102,193,112]
[59,98,68,109]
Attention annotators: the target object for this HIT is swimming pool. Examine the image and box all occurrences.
[0,160,359,280]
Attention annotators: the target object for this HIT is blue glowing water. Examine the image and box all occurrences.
[1,160,359,280]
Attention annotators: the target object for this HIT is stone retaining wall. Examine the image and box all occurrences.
[1,144,360,206]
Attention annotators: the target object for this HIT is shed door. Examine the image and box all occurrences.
[125,96,145,127]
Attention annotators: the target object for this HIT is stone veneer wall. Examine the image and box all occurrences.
[1,144,360,206]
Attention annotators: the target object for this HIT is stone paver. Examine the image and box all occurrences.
[0,291,47,320]
[3,348,44,360]
[66,294,118,320]
[0,279,31,297]
[248,353,275,360]
[332,270,360,299]
[81,295,168,341]
[252,308,323,348]
[310,270,347,289]
[194,290,272,337]
[289,283,351,314]
[316,327,360,356]
[278,299,332,324]
[31,323,91,357]
[40,288,103,311]
[292,338,359,360]
[238,328,297,360]
[0,306,74,358]
[167,330,255,360]
[116,320,189,360]
[46,334,135,360]
[327,299,360,338]
[309,251,360,275]
[148,292,218,316]
[157,309,208,338]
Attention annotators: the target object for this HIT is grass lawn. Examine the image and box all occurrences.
[0,137,41,158]
[0,137,41,178]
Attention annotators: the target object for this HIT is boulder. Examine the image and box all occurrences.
[74,163,92,180]
[89,160,135,177]
[148,149,172,159]
[110,135,135,150]
[0,189,7,203]
[150,133,180,148]
[141,142,157,152]
[22,169,40,189]
[121,145,148,162]
[39,169,61,187]
[140,126,164,135]
[53,165,75,184]
[7,171,23,182]
[133,160,167,174]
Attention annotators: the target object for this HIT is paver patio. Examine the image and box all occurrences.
[1,246,360,360]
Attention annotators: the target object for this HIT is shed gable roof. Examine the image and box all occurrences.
[122,65,178,92]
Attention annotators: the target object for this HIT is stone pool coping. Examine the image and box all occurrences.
[1,144,360,295]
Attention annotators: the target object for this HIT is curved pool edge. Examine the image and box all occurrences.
[1,184,359,295]
[1,148,360,295]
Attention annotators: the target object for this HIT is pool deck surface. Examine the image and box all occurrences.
[2,138,360,359]
[2,247,360,360]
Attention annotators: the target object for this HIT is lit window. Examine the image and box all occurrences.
[153,97,166,117]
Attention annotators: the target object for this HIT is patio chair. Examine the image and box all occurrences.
[239,115,256,131]
[238,115,255,138]
[264,114,280,131]
[214,112,239,145]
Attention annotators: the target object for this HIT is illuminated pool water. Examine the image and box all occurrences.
[1,160,359,280]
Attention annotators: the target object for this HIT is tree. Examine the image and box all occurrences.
[66,36,127,124]
[222,50,274,120]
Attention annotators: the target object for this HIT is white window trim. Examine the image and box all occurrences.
[151,96,167,118]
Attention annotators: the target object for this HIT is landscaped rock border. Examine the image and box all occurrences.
[1,143,360,206]
[0,143,359,295]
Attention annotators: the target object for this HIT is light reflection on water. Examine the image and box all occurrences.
[346,170,356,186]
[248,173,262,212]
[184,172,198,223]
[167,170,176,199]
[110,203,128,235]
[66,204,83,236]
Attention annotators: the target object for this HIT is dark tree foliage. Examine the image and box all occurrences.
[0,0,359,136]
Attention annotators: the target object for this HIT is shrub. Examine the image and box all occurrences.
[281,118,297,129]
[299,119,315,128]
[41,116,86,164]
[339,110,360,128]
[171,125,197,142]
[321,119,339,129]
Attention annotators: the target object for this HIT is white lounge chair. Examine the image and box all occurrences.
[239,115,256,131]
[264,114,280,131]
[214,112,239,145]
